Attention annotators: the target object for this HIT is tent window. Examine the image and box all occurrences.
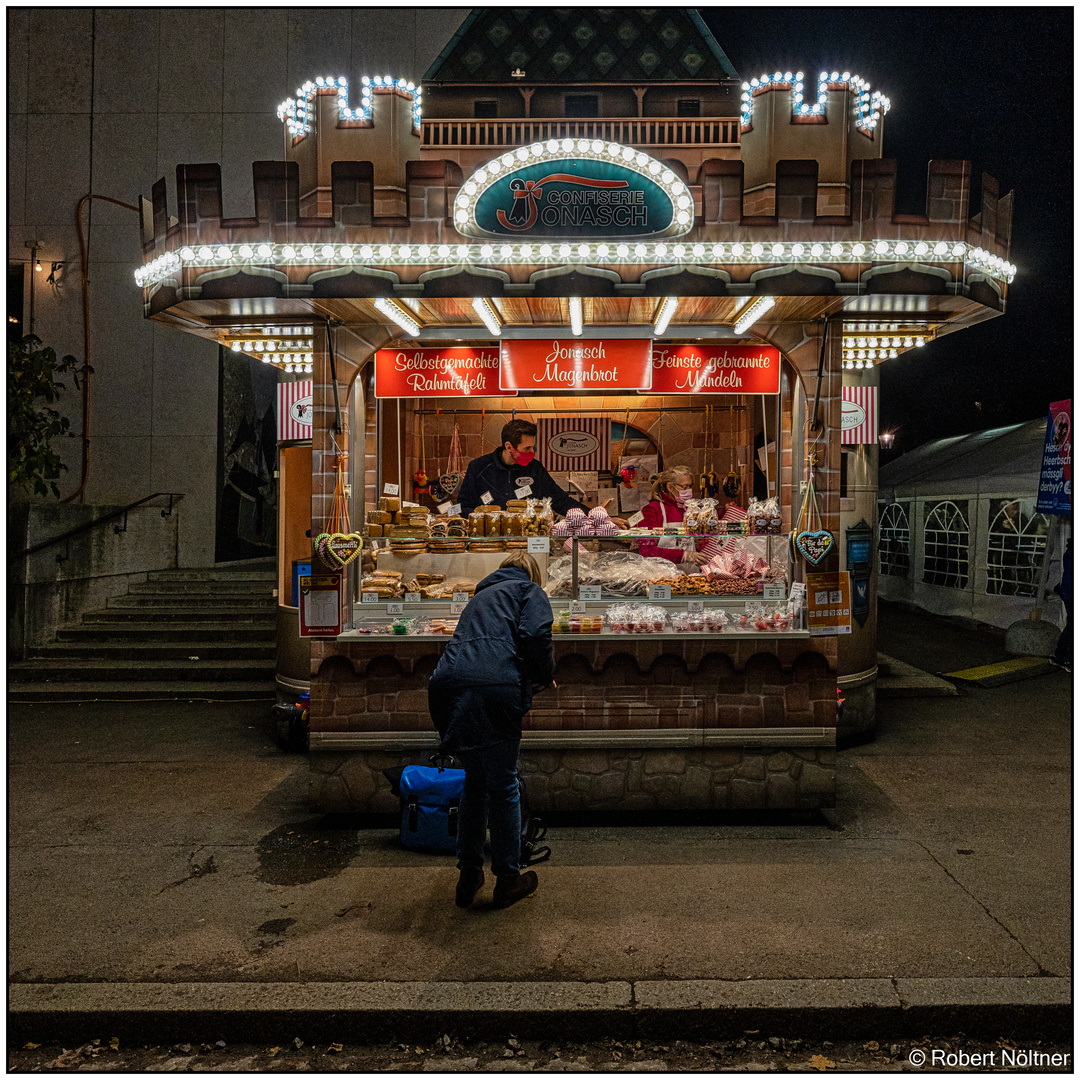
[878,502,910,578]
[985,498,1051,597]
[922,500,969,589]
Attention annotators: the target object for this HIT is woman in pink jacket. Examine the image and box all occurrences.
[635,466,710,568]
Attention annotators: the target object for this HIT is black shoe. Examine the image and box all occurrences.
[1049,656,1071,673]
[455,867,485,908]
[492,870,538,908]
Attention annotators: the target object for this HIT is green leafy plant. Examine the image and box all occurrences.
[8,335,84,498]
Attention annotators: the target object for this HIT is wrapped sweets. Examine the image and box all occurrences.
[550,519,572,537]
[564,507,587,529]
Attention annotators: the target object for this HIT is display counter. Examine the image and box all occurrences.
[307,524,836,815]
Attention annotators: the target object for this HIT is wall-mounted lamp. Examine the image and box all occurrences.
[373,297,422,337]
[652,296,678,336]
[472,297,502,336]
[568,296,583,336]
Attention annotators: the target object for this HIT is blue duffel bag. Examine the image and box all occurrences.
[396,756,464,853]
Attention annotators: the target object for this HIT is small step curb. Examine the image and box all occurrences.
[8,978,1070,1043]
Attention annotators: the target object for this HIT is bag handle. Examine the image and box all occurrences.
[429,750,459,772]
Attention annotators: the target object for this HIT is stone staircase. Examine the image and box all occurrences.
[9,566,277,702]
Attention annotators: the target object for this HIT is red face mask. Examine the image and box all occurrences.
[509,445,535,467]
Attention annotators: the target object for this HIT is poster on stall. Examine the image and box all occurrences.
[536,417,611,472]
[299,574,342,637]
[1036,399,1072,516]
[806,572,852,636]
[616,454,658,514]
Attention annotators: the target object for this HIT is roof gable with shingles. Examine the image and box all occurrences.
[424,8,739,84]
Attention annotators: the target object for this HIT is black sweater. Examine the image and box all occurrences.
[455,448,588,516]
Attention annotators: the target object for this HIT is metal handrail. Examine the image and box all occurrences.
[13,492,185,559]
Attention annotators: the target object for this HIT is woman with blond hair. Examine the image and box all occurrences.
[635,465,710,567]
[428,550,554,909]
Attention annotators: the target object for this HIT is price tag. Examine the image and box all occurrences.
[687,600,704,613]
[744,602,757,614]
[663,524,681,536]
[579,585,602,602]
[448,503,462,516]
[514,486,531,499]
[570,601,587,615]
[649,584,671,601]
[361,592,379,605]
[762,583,787,601]
[450,601,467,615]
[452,592,470,603]
[404,592,421,604]
[437,501,452,514]
[386,602,404,615]
[383,483,399,496]
[479,491,494,505]
[527,536,549,554]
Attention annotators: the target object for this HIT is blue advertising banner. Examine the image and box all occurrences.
[1036,399,1071,516]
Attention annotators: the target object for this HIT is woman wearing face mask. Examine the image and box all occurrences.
[635,466,710,567]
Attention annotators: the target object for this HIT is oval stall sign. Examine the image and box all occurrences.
[290,395,313,427]
[841,400,866,430]
[457,143,689,240]
[546,430,600,459]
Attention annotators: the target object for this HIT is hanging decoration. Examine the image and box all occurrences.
[699,404,719,498]
[413,409,432,498]
[791,450,835,565]
[436,420,464,500]
[314,454,363,568]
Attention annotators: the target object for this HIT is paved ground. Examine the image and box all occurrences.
[8,602,1071,1051]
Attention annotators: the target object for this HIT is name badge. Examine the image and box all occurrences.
[514,476,533,489]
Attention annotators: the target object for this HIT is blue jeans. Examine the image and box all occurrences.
[454,739,521,878]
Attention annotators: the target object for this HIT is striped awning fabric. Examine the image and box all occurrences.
[536,416,612,472]
[842,385,878,445]
[277,379,313,442]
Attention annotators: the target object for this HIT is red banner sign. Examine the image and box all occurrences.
[648,344,781,395]
[374,347,505,398]
[500,339,652,392]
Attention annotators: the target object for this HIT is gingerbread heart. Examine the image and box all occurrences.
[794,529,835,565]
[324,532,364,567]
[314,532,332,562]
[437,472,461,499]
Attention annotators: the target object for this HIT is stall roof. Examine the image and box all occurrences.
[878,418,1049,500]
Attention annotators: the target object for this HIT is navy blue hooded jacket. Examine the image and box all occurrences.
[428,565,554,751]
[456,448,588,516]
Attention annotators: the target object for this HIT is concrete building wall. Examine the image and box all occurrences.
[8,7,467,569]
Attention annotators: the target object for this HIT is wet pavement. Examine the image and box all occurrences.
[7,602,1071,1048]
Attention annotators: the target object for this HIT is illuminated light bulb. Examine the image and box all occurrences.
[540,244,553,257]
[914,242,928,256]
[578,244,591,257]
[253,340,264,351]
[304,363,313,373]
[656,243,668,257]
[472,296,502,336]
[284,362,294,373]
[198,245,213,260]
[750,243,764,257]
[261,355,272,364]
[231,342,242,352]
[852,243,866,257]
[636,152,648,167]
[591,140,604,154]
[889,349,898,359]
[520,244,533,258]
[418,245,431,258]
[480,245,494,258]
[242,341,253,352]
[904,337,913,347]
[855,359,864,369]
[562,138,575,153]
[732,243,744,256]
[677,212,690,224]
[456,244,469,258]
[568,296,583,336]
[547,140,559,153]
[621,146,635,161]
[576,140,590,153]
[559,244,571,257]
[281,245,296,259]
[321,245,335,258]
[607,142,621,157]
[915,337,926,347]
[464,182,477,196]
[868,349,878,360]
[733,295,775,335]
[792,243,805,257]
[215,245,231,261]
[499,244,513,258]
[180,247,195,260]
[772,243,785,257]
[374,297,422,337]
[437,245,450,258]
[874,241,889,255]
[933,242,948,256]
[617,244,629,258]
[360,245,373,259]
[305,353,314,364]
[379,245,392,258]
[531,143,544,156]
[238,245,253,259]
[300,245,315,259]
[952,243,966,257]
[673,245,685,258]
[516,147,528,161]
[661,170,675,184]
[597,244,610,258]
[257,244,272,259]
[712,244,725,257]
[634,244,646,257]
[649,161,661,175]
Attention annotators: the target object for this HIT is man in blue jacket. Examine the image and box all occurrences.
[456,418,589,516]
[428,551,554,908]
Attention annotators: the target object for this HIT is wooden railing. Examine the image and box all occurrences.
[421,116,740,151]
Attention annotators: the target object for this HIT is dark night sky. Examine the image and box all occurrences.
[699,5,1073,456]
